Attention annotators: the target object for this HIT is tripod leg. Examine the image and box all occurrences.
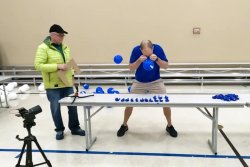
[16,141,27,167]
[25,137,34,167]
[33,137,52,167]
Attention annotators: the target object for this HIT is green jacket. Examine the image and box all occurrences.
[34,36,74,89]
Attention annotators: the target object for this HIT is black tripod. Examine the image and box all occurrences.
[16,118,52,167]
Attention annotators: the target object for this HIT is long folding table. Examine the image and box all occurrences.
[59,93,246,154]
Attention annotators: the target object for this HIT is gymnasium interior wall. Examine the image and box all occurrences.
[0,0,250,65]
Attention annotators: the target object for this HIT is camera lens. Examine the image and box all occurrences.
[29,105,42,115]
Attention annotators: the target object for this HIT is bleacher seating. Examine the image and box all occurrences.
[0,63,250,86]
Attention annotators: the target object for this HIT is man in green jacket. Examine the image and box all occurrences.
[35,24,85,140]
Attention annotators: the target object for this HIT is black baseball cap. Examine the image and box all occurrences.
[49,24,68,34]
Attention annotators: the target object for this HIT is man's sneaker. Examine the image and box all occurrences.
[71,128,85,136]
[56,131,64,140]
[117,125,128,137]
[166,125,178,137]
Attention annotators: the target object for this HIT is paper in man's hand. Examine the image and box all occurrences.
[57,58,80,86]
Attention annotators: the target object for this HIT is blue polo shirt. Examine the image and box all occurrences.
[129,44,168,83]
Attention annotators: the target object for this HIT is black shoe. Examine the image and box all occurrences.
[71,128,85,136]
[117,125,128,137]
[56,131,64,140]
[166,125,178,137]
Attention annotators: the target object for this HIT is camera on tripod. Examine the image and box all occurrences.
[16,105,42,128]
[15,105,52,167]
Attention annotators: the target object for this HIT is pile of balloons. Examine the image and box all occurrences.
[115,95,169,103]
[0,82,22,103]
[4,82,18,91]
[212,94,239,101]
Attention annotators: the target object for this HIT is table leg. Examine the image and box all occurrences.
[2,85,9,108]
[83,106,97,151]
[208,107,218,154]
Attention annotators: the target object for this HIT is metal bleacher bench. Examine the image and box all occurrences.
[0,63,250,86]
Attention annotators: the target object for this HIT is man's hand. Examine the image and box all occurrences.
[129,55,147,71]
[149,54,158,61]
[57,64,68,71]
[138,55,147,62]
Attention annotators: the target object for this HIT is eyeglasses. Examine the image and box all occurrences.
[52,32,65,37]
[56,33,65,37]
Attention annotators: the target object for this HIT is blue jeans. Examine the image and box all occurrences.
[46,87,80,132]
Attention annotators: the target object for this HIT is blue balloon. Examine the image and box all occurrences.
[212,93,239,101]
[96,91,104,94]
[113,90,120,94]
[107,87,114,94]
[128,86,132,93]
[143,59,154,71]
[114,54,123,64]
[83,83,89,89]
[96,87,104,93]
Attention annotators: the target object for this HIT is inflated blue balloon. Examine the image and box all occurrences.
[96,87,104,94]
[96,87,103,92]
[107,87,114,94]
[83,83,89,89]
[95,91,104,94]
[114,54,123,64]
[143,59,154,71]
